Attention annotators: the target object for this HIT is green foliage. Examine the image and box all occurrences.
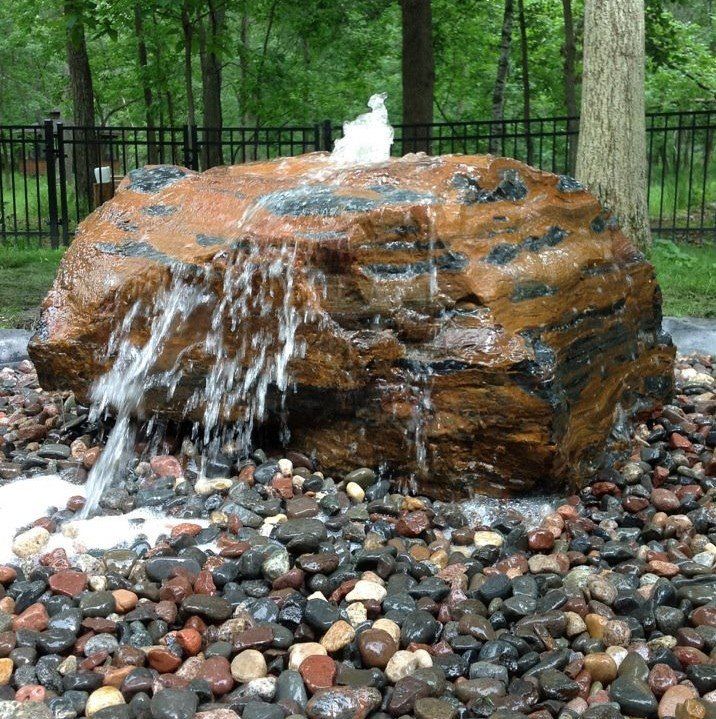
[0,0,712,128]
[645,0,715,107]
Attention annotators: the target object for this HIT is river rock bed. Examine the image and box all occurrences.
[0,355,713,719]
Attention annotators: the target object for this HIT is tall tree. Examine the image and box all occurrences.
[181,0,196,128]
[576,0,651,249]
[239,1,251,126]
[64,0,96,211]
[516,0,533,165]
[561,0,578,173]
[490,0,514,154]
[400,0,434,153]
[134,2,157,163]
[199,0,225,168]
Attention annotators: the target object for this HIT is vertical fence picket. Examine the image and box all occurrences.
[43,120,59,249]
[56,123,70,245]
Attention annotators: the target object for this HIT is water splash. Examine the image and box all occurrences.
[331,93,394,165]
[81,241,323,516]
[82,270,207,515]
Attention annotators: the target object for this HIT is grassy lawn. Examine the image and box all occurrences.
[0,239,712,330]
[650,239,716,318]
[0,247,64,328]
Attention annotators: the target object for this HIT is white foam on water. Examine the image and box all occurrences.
[0,475,208,563]
[45,509,209,558]
[460,495,557,530]
[0,475,82,563]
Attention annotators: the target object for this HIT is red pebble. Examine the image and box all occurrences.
[15,685,45,702]
[299,655,336,693]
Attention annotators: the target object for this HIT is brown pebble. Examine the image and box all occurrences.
[357,629,397,669]
[299,654,336,693]
[176,628,202,656]
[527,528,555,551]
[147,648,182,673]
[197,656,234,695]
[15,684,45,702]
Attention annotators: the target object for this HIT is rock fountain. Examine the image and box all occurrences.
[29,95,674,511]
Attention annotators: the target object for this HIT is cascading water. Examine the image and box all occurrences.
[81,241,324,516]
[82,270,208,515]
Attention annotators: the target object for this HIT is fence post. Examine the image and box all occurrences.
[313,123,321,153]
[43,119,60,249]
[321,120,333,152]
[182,124,193,170]
[55,123,70,245]
[191,125,200,171]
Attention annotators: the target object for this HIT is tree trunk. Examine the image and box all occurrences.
[239,2,251,126]
[516,0,533,165]
[181,1,196,128]
[134,3,157,164]
[576,0,651,249]
[400,0,434,154]
[199,0,225,169]
[561,0,578,174]
[490,0,513,154]
[64,0,96,213]
[166,90,175,127]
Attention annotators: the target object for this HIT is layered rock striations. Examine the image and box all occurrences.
[29,153,674,496]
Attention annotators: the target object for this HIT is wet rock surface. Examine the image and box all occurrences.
[29,154,674,497]
[0,354,714,718]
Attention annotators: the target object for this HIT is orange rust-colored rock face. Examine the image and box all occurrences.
[29,153,674,497]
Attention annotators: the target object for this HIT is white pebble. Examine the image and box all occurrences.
[346,602,368,627]
[194,477,233,496]
[473,531,503,548]
[12,526,49,558]
[372,618,400,644]
[345,579,387,603]
[346,482,365,502]
[413,648,433,668]
[385,650,420,683]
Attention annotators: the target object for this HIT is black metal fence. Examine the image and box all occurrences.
[0,109,713,247]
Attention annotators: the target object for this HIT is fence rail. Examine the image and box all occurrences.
[0,109,713,246]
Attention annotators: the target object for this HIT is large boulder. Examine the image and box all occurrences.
[29,153,674,497]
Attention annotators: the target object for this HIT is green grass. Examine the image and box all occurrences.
[0,240,712,330]
[0,247,64,328]
[648,171,716,224]
[649,239,716,318]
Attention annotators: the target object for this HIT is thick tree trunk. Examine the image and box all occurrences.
[576,0,651,249]
[516,0,533,166]
[400,0,434,154]
[561,0,578,174]
[181,1,196,128]
[199,0,225,169]
[490,0,514,154]
[134,3,157,164]
[64,0,96,213]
